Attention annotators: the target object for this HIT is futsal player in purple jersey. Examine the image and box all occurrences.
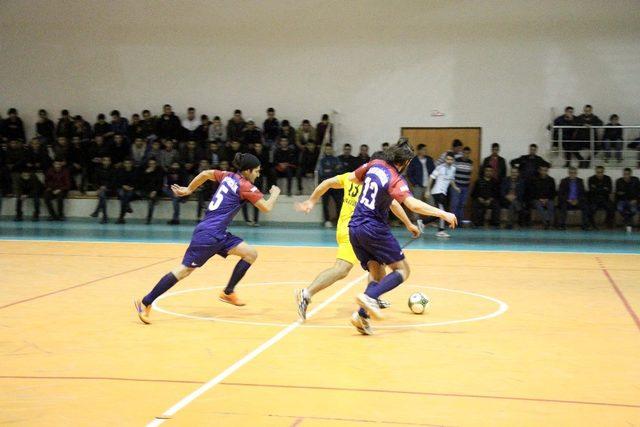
[134,153,281,324]
[348,141,457,335]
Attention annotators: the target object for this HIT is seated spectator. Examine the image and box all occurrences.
[93,114,111,138]
[227,109,246,143]
[355,144,370,167]
[137,158,165,224]
[194,115,210,143]
[115,159,137,224]
[549,106,581,166]
[140,110,156,139]
[263,108,280,149]
[196,159,214,222]
[6,140,26,182]
[111,134,129,167]
[381,142,390,151]
[406,143,435,222]
[130,138,149,169]
[338,144,359,172]
[181,107,200,140]
[164,161,187,225]
[1,108,26,142]
[158,139,179,170]
[147,140,163,163]
[180,140,201,168]
[575,104,603,168]
[90,156,114,223]
[87,136,111,187]
[36,109,55,146]
[224,140,243,164]
[25,138,51,174]
[208,116,225,143]
[273,137,297,196]
[436,139,463,165]
[56,110,74,139]
[501,168,526,229]
[482,143,507,182]
[316,114,333,146]
[72,115,92,141]
[587,166,614,229]
[44,159,71,221]
[14,164,43,221]
[428,152,459,237]
[528,165,556,229]
[471,166,500,228]
[318,144,342,227]
[52,137,70,166]
[557,167,587,230]
[510,144,550,180]
[248,141,270,191]
[156,104,182,140]
[279,120,298,151]
[603,114,623,163]
[615,168,639,232]
[242,120,264,148]
[68,137,88,191]
[627,136,640,168]
[109,110,129,142]
[128,114,146,141]
[203,141,222,168]
[297,120,315,146]
[296,141,319,195]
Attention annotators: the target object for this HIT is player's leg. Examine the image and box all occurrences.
[134,263,195,324]
[296,258,352,321]
[356,258,410,321]
[219,241,257,306]
[364,262,391,309]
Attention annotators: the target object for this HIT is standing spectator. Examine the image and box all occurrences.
[436,139,463,165]
[158,139,179,170]
[501,168,526,229]
[615,168,639,232]
[427,152,459,237]
[279,120,298,151]
[557,167,587,230]
[208,116,225,143]
[316,114,333,146]
[93,114,111,138]
[603,114,623,163]
[297,120,315,146]
[14,165,43,221]
[481,143,507,182]
[156,104,182,140]
[140,110,157,139]
[72,115,92,141]
[115,159,137,224]
[181,107,200,140]
[355,144,370,167]
[36,109,55,146]
[108,110,129,142]
[193,115,210,143]
[1,108,26,142]
[25,138,51,173]
[549,106,581,166]
[318,144,342,227]
[471,166,500,229]
[528,165,556,229]
[296,142,319,195]
[575,105,603,168]
[242,120,264,149]
[90,156,114,223]
[273,137,297,196]
[510,144,550,180]
[56,110,74,140]
[43,159,71,221]
[450,146,473,223]
[587,166,615,229]
[338,144,358,172]
[164,161,187,225]
[406,144,435,223]
[138,158,164,224]
[263,108,280,150]
[130,138,149,169]
[226,109,246,143]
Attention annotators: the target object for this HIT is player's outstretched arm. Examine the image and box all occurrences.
[390,200,421,238]
[171,170,218,197]
[295,177,342,213]
[403,196,458,229]
[254,185,281,213]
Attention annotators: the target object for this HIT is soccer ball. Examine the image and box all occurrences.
[408,292,430,314]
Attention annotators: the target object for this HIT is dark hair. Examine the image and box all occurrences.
[38,109,47,115]
[445,151,455,158]
[344,143,352,148]
[61,109,69,116]
[267,107,275,113]
[370,151,386,161]
[8,108,17,115]
[623,167,631,173]
[163,104,171,108]
[232,152,261,171]
[188,107,195,112]
[565,106,574,111]
[568,166,577,172]
[596,165,604,170]
[360,144,368,149]
[584,104,592,109]
[110,110,120,117]
[530,143,538,148]
[386,140,415,165]
[213,115,220,120]
[382,142,390,147]
[610,114,619,120]
[302,119,310,125]
[281,119,290,127]
[491,143,500,149]
[142,109,150,114]
[463,146,471,152]
[452,139,463,148]
[97,113,105,120]
[416,144,426,150]
[234,109,242,115]
[132,113,140,118]
[321,114,329,121]
[74,115,83,120]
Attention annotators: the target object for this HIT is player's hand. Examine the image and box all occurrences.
[295,199,315,214]
[270,185,281,196]
[407,223,421,238]
[442,212,458,229]
[171,184,191,197]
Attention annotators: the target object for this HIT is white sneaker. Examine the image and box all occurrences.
[324,221,333,228]
[355,293,383,320]
[435,230,450,238]
[350,312,372,335]
[417,219,425,233]
[626,226,632,233]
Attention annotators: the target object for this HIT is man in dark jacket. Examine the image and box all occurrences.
[510,144,551,181]
[138,158,165,224]
[318,144,342,227]
[296,142,319,195]
[115,159,137,224]
[615,168,639,231]
[406,144,435,199]
[575,105,603,168]
[471,166,500,228]
[1,108,26,142]
[557,167,587,230]
[338,144,359,173]
[482,143,507,182]
[156,104,182,140]
[273,137,298,196]
[56,110,74,140]
[14,163,43,221]
[528,165,556,229]
[226,109,246,143]
[501,168,526,228]
[90,156,114,223]
[43,159,71,221]
[25,138,51,173]
[262,108,280,149]
[587,166,614,229]
[36,109,55,146]
[549,106,581,167]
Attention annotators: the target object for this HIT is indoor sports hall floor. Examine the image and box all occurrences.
[1,221,639,426]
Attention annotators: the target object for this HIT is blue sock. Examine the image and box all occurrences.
[224,260,252,295]
[142,272,178,306]
[366,271,404,299]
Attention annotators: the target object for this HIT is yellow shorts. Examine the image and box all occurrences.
[336,228,357,265]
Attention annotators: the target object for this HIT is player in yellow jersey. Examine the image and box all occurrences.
[294,152,420,321]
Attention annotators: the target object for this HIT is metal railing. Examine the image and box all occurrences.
[548,125,640,168]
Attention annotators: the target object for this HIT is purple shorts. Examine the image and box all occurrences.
[348,222,404,271]
[181,231,243,268]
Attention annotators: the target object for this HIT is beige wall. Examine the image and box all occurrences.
[1,0,639,160]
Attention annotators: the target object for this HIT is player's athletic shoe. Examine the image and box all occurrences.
[219,292,246,306]
[435,230,450,238]
[134,298,151,324]
[377,298,391,309]
[295,289,309,322]
[350,312,372,335]
[356,293,383,320]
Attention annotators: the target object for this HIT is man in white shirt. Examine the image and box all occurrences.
[181,107,201,133]
[427,152,459,237]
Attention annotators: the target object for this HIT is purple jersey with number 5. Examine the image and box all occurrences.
[349,159,412,228]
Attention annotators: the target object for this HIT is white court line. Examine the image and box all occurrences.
[146,272,369,426]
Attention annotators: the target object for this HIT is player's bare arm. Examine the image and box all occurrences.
[403,196,458,229]
[390,200,421,238]
[295,176,342,213]
[171,169,219,197]
[254,185,281,213]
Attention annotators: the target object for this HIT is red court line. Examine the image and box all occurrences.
[0,257,176,310]
[0,375,204,385]
[596,257,640,332]
[220,382,640,409]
